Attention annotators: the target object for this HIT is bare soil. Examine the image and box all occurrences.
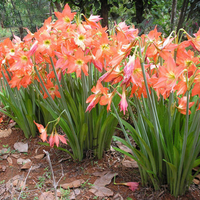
[0,114,200,200]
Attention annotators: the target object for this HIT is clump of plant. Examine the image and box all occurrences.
[0,4,121,160]
[88,26,200,196]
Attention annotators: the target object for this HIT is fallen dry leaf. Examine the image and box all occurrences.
[0,154,8,160]
[11,153,20,159]
[0,128,12,138]
[195,174,200,180]
[89,171,117,198]
[122,159,138,168]
[7,157,13,165]
[116,140,132,154]
[0,187,6,197]
[69,190,76,199]
[89,185,114,197]
[14,142,28,152]
[17,158,31,165]
[6,175,25,191]
[60,179,85,189]
[0,148,9,154]
[38,191,54,200]
[93,171,118,187]
[21,161,32,170]
[92,170,110,177]
[113,193,124,200]
[193,178,200,185]
[7,121,16,129]
[31,164,41,170]
[74,188,81,196]
[45,179,53,187]
[0,164,6,172]
[34,154,45,159]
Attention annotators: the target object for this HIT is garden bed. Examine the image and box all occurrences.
[0,114,199,200]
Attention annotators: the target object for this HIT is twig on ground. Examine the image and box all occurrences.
[18,166,32,200]
[43,150,64,200]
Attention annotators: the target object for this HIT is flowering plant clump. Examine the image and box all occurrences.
[0,4,135,160]
[1,3,200,196]
[87,24,200,196]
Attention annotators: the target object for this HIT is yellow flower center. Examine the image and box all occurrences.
[134,68,141,74]
[64,17,70,23]
[167,71,175,80]
[44,40,51,47]
[185,60,192,68]
[75,59,84,66]
[78,35,85,41]
[21,55,28,62]
[101,44,109,50]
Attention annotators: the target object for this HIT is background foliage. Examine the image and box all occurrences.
[1,0,200,38]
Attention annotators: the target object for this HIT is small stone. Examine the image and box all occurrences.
[14,142,28,153]
[0,129,12,138]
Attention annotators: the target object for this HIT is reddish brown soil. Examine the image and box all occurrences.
[0,115,200,200]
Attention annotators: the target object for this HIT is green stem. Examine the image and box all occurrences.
[176,90,189,196]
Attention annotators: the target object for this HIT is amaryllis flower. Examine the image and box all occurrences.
[86,81,109,112]
[154,56,184,92]
[49,131,67,147]
[34,121,48,142]
[43,79,61,100]
[124,182,139,191]
[119,84,128,115]
[54,4,76,29]
[83,14,102,28]
[177,96,194,115]
[115,181,139,191]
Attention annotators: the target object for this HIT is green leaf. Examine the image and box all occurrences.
[193,159,200,168]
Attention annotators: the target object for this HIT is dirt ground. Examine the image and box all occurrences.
[0,114,200,200]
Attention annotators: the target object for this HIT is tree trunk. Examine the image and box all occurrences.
[186,0,199,21]
[54,1,63,12]
[135,0,144,24]
[171,0,177,32]
[100,0,108,28]
[177,0,189,32]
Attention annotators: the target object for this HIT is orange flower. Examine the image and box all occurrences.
[86,81,109,112]
[100,90,116,111]
[119,84,128,115]
[54,4,76,29]
[115,181,139,191]
[177,96,194,115]
[49,131,67,147]
[83,14,102,28]
[43,79,61,100]
[67,48,91,78]
[9,70,32,90]
[34,121,48,142]
[124,182,139,191]
[99,66,123,85]
[186,28,200,51]
[154,56,183,92]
